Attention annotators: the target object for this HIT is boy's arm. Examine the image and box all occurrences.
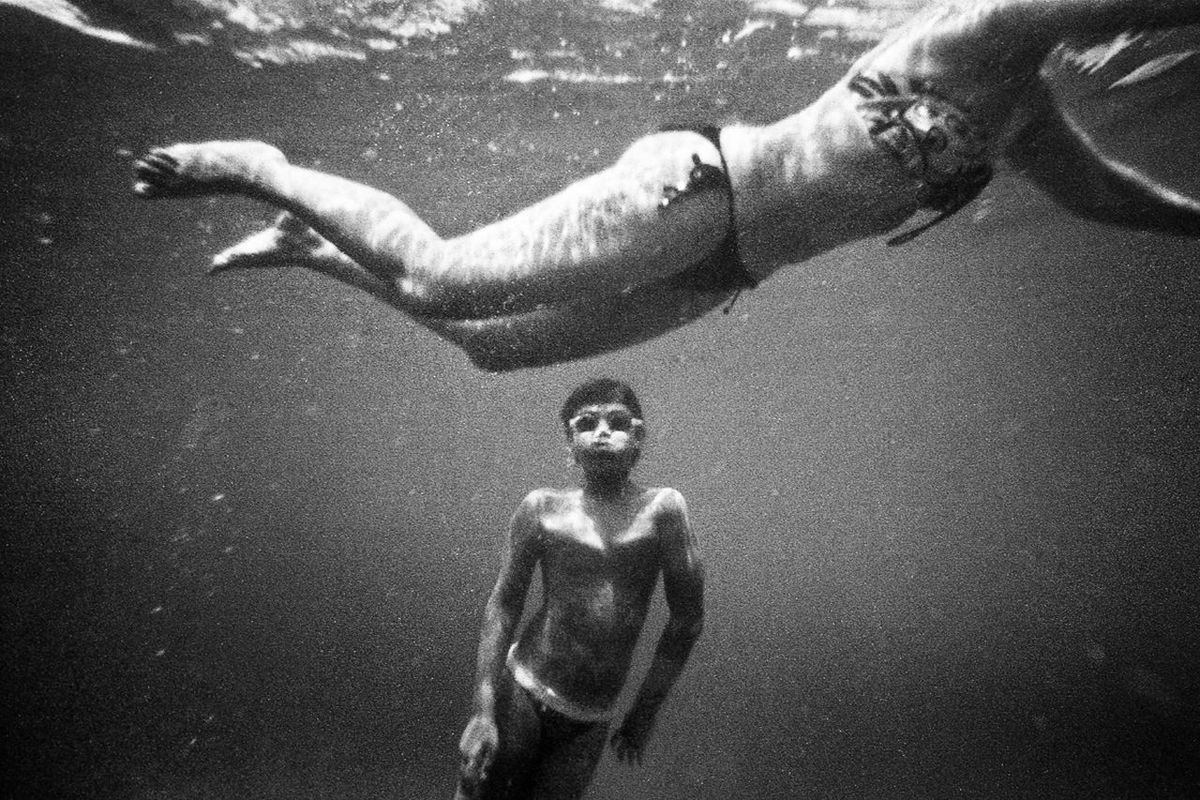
[458,491,542,791]
[612,489,705,765]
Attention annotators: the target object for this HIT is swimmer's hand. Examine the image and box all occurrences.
[457,713,499,797]
[610,706,657,765]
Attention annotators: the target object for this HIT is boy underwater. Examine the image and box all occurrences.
[131,0,1200,371]
[455,378,704,800]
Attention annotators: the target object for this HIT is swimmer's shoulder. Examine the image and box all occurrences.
[517,486,582,516]
[643,486,689,522]
[509,488,578,547]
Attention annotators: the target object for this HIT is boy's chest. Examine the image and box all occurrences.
[540,504,658,560]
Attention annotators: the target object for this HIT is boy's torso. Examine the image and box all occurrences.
[512,485,670,716]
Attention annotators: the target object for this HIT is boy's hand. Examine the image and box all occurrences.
[458,713,500,795]
[610,707,656,765]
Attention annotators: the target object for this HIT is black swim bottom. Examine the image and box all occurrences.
[459,672,610,800]
[658,123,758,293]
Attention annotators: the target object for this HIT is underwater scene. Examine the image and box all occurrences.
[3,0,1199,797]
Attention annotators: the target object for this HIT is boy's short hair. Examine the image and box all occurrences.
[560,378,644,430]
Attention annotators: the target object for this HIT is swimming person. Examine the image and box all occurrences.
[132,0,1200,371]
[453,378,704,800]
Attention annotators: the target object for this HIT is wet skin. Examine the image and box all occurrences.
[133,0,1200,372]
[456,403,703,798]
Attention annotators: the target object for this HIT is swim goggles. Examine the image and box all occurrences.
[568,410,643,434]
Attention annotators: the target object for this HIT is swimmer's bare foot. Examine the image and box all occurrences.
[210,212,346,274]
[210,211,405,310]
[132,141,287,198]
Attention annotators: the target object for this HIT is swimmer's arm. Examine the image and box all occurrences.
[470,491,543,717]
[459,492,543,789]
[613,489,705,764]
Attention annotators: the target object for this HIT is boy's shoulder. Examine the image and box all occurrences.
[522,486,580,501]
[644,486,688,519]
[517,485,686,513]
[516,486,580,514]
[636,486,686,510]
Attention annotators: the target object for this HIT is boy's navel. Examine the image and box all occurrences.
[587,581,617,618]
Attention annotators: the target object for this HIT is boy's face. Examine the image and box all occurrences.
[566,402,644,477]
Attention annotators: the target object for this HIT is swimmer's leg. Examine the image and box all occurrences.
[133,133,731,319]
[212,212,413,306]
[528,718,609,800]
[454,679,542,800]
[211,212,349,274]
[214,214,731,372]
[213,214,487,355]
[428,280,730,372]
[133,141,438,284]
[1005,82,1200,235]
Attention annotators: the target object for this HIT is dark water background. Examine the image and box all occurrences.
[4,1,1200,798]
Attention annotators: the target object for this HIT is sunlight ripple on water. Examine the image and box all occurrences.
[12,0,1193,94]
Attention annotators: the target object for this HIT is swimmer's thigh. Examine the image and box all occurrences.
[529,717,609,800]
[466,676,543,800]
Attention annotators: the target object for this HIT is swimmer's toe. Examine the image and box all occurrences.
[132,148,189,197]
[132,141,285,198]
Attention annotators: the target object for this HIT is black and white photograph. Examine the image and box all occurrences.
[4,1,1199,797]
